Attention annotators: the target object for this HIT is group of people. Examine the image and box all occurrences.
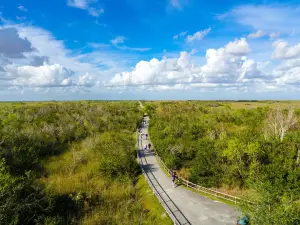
[139,120,150,150]
[140,119,178,188]
[139,131,148,140]
[144,143,151,150]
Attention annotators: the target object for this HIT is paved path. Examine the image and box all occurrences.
[138,116,239,225]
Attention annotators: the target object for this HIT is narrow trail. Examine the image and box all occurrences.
[138,101,144,109]
[137,116,239,225]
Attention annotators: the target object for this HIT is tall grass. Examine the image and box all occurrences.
[41,130,171,224]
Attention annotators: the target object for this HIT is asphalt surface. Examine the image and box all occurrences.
[139,116,240,225]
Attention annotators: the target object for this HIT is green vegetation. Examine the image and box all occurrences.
[147,101,300,224]
[0,101,171,224]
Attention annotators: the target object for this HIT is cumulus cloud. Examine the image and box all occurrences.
[67,0,104,17]
[272,40,300,59]
[248,30,265,38]
[30,56,50,67]
[186,28,211,43]
[0,23,126,91]
[108,51,196,87]
[108,38,265,90]
[271,39,300,88]
[6,64,74,87]
[78,73,95,87]
[201,40,259,83]
[0,28,34,58]
[224,38,250,55]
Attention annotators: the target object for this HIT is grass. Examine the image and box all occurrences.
[223,101,300,109]
[135,175,173,225]
[144,100,300,110]
[40,131,173,224]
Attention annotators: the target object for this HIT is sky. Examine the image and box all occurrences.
[1,0,300,100]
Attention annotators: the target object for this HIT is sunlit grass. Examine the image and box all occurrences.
[41,131,171,224]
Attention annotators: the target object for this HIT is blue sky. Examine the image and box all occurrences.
[0,0,300,100]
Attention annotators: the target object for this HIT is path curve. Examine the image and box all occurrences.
[138,116,239,225]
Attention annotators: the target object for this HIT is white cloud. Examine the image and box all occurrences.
[173,31,187,40]
[226,5,300,35]
[180,31,188,36]
[277,58,300,71]
[272,37,300,87]
[271,39,300,87]
[108,51,196,87]
[248,30,265,38]
[67,0,104,17]
[67,0,88,9]
[78,73,95,87]
[6,64,74,87]
[201,40,258,83]
[87,8,104,17]
[111,36,126,45]
[224,38,250,55]
[110,36,151,52]
[173,31,188,40]
[0,22,139,92]
[88,42,110,48]
[272,40,300,59]
[108,38,266,90]
[18,5,28,12]
[248,30,280,40]
[269,32,280,40]
[190,49,198,55]
[275,66,300,86]
[117,46,151,52]
[186,28,211,43]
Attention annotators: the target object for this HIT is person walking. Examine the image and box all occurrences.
[144,144,147,150]
[148,143,151,149]
[171,170,176,188]
[145,134,148,140]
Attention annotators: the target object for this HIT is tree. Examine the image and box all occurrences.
[263,107,297,142]
[0,159,52,224]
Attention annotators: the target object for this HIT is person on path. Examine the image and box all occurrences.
[148,143,151,149]
[171,170,176,188]
[144,144,147,150]
[145,134,148,140]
